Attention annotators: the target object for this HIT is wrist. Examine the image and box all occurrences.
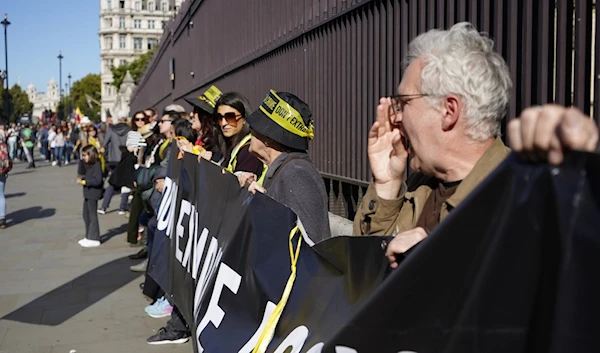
[373,179,403,200]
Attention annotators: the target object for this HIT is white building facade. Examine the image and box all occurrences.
[99,0,182,121]
[25,78,60,120]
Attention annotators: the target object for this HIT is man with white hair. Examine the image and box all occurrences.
[352,23,599,266]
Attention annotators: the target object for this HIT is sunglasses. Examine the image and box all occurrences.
[134,117,146,122]
[158,119,173,124]
[215,112,242,127]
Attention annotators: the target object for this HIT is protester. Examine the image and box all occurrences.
[214,92,266,179]
[99,112,134,214]
[86,126,106,174]
[77,145,104,248]
[184,85,224,162]
[0,136,13,229]
[54,127,65,167]
[21,124,36,169]
[335,23,599,267]
[237,90,331,245]
[64,122,76,165]
[7,123,17,160]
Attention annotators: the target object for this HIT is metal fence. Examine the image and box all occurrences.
[130,0,599,218]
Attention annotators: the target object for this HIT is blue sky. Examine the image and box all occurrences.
[1,0,100,93]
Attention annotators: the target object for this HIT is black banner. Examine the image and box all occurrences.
[150,146,600,353]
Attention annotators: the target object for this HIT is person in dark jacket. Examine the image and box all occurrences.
[77,145,104,248]
[99,113,133,214]
[237,90,331,245]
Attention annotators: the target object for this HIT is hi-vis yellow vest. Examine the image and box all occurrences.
[226,134,268,185]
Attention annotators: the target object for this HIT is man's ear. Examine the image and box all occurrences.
[441,95,461,131]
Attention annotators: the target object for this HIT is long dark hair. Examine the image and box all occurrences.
[195,109,221,150]
[82,145,99,164]
[214,92,252,153]
[173,118,197,142]
[131,110,150,131]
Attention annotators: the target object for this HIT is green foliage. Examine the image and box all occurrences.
[69,74,101,121]
[0,84,33,122]
[110,47,157,90]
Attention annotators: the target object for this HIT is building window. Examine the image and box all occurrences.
[104,37,113,49]
[148,20,155,29]
[134,37,143,50]
[134,19,141,28]
[119,35,126,49]
[135,1,141,10]
[105,17,113,28]
[148,1,154,11]
[119,0,125,9]
[147,38,159,50]
[119,16,125,28]
[161,2,168,11]
[107,0,112,9]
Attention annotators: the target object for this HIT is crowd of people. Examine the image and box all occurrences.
[3,21,600,347]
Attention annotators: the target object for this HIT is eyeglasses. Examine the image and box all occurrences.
[215,112,242,127]
[134,117,146,122]
[389,94,429,114]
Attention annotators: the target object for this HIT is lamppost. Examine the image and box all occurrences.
[57,51,63,119]
[1,14,10,123]
[67,73,72,119]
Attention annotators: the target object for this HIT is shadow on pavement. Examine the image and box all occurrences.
[2,256,142,325]
[100,223,128,243]
[5,192,26,199]
[8,170,34,176]
[6,206,56,227]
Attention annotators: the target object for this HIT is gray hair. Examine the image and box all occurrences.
[164,104,186,113]
[404,22,512,141]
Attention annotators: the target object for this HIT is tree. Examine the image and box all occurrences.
[0,84,33,122]
[70,74,101,121]
[111,47,157,90]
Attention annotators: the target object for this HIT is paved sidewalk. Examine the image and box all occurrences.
[0,159,191,353]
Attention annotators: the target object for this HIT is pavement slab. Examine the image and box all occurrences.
[0,159,191,353]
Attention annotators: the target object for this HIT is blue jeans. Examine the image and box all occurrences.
[0,175,6,219]
[7,140,16,160]
[101,184,129,211]
[55,146,64,165]
[65,143,74,163]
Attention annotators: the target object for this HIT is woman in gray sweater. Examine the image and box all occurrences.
[237,90,331,245]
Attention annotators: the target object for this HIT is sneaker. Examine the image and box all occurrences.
[97,209,106,215]
[52,161,57,166]
[65,161,70,165]
[0,219,6,229]
[118,209,126,215]
[145,297,173,318]
[146,327,190,345]
[130,259,148,272]
[78,238,101,248]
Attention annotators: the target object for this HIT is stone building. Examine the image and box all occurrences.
[25,78,60,120]
[99,0,183,121]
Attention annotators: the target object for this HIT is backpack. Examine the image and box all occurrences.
[0,142,13,175]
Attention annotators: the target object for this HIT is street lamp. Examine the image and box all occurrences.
[57,51,63,119]
[67,73,72,119]
[1,14,10,123]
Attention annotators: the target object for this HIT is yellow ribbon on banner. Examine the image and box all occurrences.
[252,225,303,353]
[258,90,315,140]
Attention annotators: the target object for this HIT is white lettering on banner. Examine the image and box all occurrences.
[182,204,197,273]
[195,237,223,316]
[237,301,277,353]
[196,263,242,353]
[305,343,324,353]
[192,228,209,280]
[156,177,175,232]
[273,326,309,353]
[176,200,192,263]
